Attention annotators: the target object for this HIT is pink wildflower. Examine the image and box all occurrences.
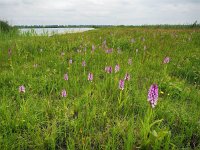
[106,48,113,54]
[105,66,112,73]
[69,59,73,64]
[163,57,170,64]
[115,64,120,73]
[61,90,67,97]
[148,84,159,108]
[88,73,93,81]
[19,85,25,93]
[124,73,130,81]
[119,80,125,90]
[82,61,86,67]
[64,73,68,81]
[91,44,95,53]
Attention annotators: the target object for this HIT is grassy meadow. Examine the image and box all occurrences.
[0,26,200,149]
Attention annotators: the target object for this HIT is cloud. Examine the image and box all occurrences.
[0,0,199,25]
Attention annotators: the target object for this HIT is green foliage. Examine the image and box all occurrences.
[139,108,172,149]
[0,20,19,39]
[0,20,14,32]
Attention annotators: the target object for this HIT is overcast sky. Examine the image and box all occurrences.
[0,0,200,25]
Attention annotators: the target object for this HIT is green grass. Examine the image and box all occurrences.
[0,27,200,149]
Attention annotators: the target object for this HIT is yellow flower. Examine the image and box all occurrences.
[80,128,83,134]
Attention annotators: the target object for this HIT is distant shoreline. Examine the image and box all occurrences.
[15,24,200,29]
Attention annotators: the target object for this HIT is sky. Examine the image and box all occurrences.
[0,0,200,25]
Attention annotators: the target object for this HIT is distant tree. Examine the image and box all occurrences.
[0,20,11,32]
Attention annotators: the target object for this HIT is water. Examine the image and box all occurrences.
[20,28,94,35]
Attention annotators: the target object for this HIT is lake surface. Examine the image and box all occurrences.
[20,28,95,35]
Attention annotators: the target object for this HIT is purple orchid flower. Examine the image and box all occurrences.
[88,73,93,81]
[119,80,125,90]
[115,64,120,73]
[124,73,130,81]
[19,85,25,93]
[148,84,159,108]
[64,73,68,81]
[61,89,67,97]
[163,57,170,64]
[105,66,112,73]
[82,61,86,67]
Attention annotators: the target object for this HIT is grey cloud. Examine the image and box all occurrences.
[0,1,20,6]
[0,0,199,25]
